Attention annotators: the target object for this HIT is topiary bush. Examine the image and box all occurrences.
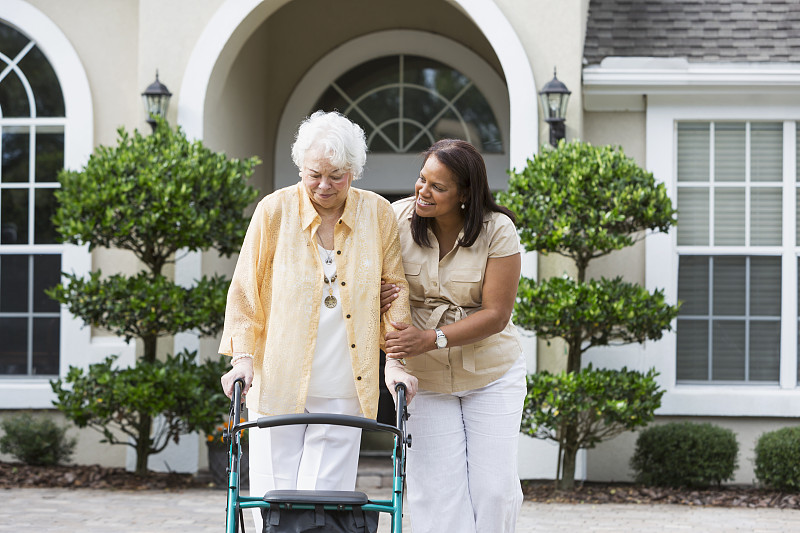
[630,422,738,488]
[754,426,800,491]
[0,414,77,466]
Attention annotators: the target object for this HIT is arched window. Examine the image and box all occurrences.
[0,21,65,376]
[314,55,503,154]
[275,31,510,195]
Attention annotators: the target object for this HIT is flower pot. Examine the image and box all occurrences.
[207,444,249,490]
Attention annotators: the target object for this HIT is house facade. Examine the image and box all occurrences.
[1,0,798,484]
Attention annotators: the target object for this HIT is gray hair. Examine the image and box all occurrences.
[291,110,367,179]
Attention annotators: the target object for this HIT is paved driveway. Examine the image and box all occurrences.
[1,487,799,532]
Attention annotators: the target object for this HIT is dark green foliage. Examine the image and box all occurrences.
[630,422,738,488]
[754,426,800,491]
[496,141,679,489]
[0,414,77,466]
[515,275,679,354]
[523,366,664,447]
[48,117,259,474]
[48,271,229,343]
[497,140,677,273]
[51,351,229,456]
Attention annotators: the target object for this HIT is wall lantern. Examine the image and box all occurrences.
[538,68,571,147]
[141,71,172,131]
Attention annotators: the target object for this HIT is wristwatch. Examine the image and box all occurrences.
[434,328,448,349]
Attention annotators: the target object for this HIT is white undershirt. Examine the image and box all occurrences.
[307,244,358,398]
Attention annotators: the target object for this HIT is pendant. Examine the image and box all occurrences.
[324,295,337,308]
[325,257,333,265]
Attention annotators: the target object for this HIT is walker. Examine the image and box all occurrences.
[223,379,410,533]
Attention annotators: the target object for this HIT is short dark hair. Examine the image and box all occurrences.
[411,139,516,248]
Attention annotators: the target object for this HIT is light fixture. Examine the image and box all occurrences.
[141,71,172,131]
[539,68,571,147]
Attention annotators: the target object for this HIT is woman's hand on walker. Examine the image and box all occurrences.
[221,358,254,399]
[384,360,418,404]
[385,321,434,358]
[379,280,400,314]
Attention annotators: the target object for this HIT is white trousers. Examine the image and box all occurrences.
[406,355,527,533]
[247,396,363,527]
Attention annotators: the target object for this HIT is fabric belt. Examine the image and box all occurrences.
[417,302,476,373]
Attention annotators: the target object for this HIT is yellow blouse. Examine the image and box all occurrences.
[219,183,410,419]
[393,196,522,393]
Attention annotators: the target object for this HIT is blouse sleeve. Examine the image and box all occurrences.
[488,213,521,258]
[218,200,273,356]
[378,200,411,341]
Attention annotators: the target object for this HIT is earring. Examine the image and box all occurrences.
[461,203,465,210]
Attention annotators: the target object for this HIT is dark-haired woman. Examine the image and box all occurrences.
[381,139,525,532]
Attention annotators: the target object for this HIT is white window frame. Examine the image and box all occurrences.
[0,1,134,408]
[584,58,800,417]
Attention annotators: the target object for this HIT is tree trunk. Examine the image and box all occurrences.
[557,422,579,490]
[143,335,157,364]
[134,413,153,475]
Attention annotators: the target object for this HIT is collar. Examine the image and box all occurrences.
[297,182,358,231]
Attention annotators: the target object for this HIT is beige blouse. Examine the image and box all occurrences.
[392,197,522,394]
[218,183,410,419]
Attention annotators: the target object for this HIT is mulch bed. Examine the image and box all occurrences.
[522,480,800,509]
[3,461,800,509]
[0,461,209,491]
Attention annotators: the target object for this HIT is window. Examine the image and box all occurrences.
[0,21,65,377]
[676,122,788,384]
[313,55,503,154]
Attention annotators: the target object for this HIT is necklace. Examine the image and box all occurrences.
[321,247,334,265]
[323,272,338,308]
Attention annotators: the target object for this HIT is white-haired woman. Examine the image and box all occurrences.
[219,111,417,515]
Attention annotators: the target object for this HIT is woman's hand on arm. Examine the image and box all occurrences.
[384,321,435,358]
[220,358,254,399]
[380,280,400,314]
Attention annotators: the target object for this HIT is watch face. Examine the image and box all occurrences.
[435,330,447,348]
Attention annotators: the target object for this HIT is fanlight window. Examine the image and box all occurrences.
[314,55,503,154]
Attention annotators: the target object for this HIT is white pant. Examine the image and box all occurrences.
[406,355,526,533]
[247,396,363,526]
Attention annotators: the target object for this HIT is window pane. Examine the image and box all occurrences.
[34,188,58,244]
[678,256,709,315]
[2,126,31,183]
[750,187,782,246]
[32,317,59,375]
[713,257,745,316]
[0,317,27,375]
[751,123,782,182]
[750,257,781,316]
[17,46,65,117]
[0,23,32,59]
[1,189,29,244]
[0,69,31,117]
[404,56,469,100]
[0,254,28,312]
[677,123,709,182]
[749,321,780,382]
[35,127,64,182]
[677,188,709,245]
[677,319,709,380]
[715,123,746,182]
[33,254,60,313]
[714,188,745,245]
[712,320,745,380]
[455,85,503,153]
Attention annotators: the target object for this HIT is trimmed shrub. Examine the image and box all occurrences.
[630,422,738,488]
[754,426,800,491]
[0,414,77,466]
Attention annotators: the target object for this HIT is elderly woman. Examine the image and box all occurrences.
[219,111,417,513]
[381,139,525,532]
